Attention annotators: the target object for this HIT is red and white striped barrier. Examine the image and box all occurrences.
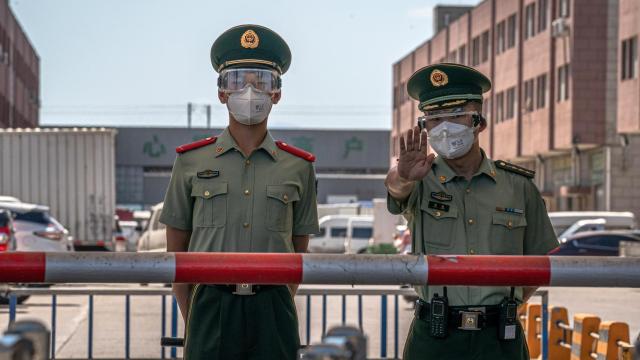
[1,252,639,287]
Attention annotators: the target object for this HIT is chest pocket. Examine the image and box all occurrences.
[191,181,228,228]
[420,201,458,249]
[266,184,300,232]
[490,212,527,254]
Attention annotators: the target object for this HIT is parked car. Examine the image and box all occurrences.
[548,211,636,237]
[0,209,17,252]
[549,230,640,256]
[0,202,74,252]
[0,196,21,203]
[309,215,373,254]
[137,202,166,252]
[0,208,29,305]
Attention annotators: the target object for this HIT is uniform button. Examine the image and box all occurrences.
[434,211,441,217]
[469,249,475,255]
[507,221,513,229]
[283,194,289,202]
[466,188,471,194]
[245,159,251,165]
[468,219,474,225]
[244,189,250,195]
[204,191,210,197]
[243,222,250,228]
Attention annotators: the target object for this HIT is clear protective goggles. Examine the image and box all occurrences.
[417,110,482,130]
[217,68,281,93]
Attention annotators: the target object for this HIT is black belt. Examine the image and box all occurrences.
[415,299,500,329]
[207,284,281,295]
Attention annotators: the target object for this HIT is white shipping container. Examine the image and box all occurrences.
[0,128,117,247]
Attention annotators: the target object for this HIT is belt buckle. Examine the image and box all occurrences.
[458,311,482,331]
[232,283,255,296]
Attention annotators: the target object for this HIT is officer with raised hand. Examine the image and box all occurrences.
[160,24,319,360]
[385,63,558,359]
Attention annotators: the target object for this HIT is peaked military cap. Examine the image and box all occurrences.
[407,63,491,111]
[210,24,292,74]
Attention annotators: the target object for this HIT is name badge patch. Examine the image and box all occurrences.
[197,169,220,179]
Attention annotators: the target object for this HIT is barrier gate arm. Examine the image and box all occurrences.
[1,253,639,287]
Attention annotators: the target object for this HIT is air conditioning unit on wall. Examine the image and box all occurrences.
[551,18,569,38]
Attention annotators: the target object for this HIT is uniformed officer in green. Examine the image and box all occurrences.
[385,63,558,359]
[160,24,319,360]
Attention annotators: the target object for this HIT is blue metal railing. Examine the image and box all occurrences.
[3,287,549,359]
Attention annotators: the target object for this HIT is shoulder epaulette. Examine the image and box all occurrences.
[176,136,217,154]
[494,160,535,179]
[275,140,316,162]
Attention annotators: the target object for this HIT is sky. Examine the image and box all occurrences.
[10,0,479,130]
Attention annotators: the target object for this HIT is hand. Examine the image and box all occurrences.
[398,126,435,182]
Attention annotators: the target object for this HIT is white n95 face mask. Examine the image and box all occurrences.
[427,121,476,159]
[226,85,273,125]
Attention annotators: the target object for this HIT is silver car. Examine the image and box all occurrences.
[0,202,73,252]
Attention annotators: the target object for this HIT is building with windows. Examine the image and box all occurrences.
[0,0,39,128]
[115,127,390,208]
[392,0,640,216]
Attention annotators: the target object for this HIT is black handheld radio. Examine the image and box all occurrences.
[429,287,449,338]
[498,287,518,341]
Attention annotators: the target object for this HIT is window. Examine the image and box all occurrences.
[496,21,506,54]
[536,74,547,109]
[507,14,517,49]
[525,3,535,40]
[481,31,490,63]
[506,87,516,119]
[557,64,570,101]
[523,79,534,112]
[331,227,348,237]
[622,36,638,80]
[449,50,457,63]
[496,92,505,123]
[472,36,481,66]
[458,45,467,65]
[559,0,570,18]
[352,227,373,239]
[538,0,548,32]
[316,227,326,237]
[483,98,491,121]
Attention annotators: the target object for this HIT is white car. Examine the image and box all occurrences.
[0,196,21,203]
[0,202,74,252]
[137,202,167,252]
[309,215,373,254]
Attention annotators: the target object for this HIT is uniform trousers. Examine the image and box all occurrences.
[185,285,300,360]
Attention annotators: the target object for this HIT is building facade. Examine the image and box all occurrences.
[392,0,640,216]
[0,0,39,128]
[115,127,390,208]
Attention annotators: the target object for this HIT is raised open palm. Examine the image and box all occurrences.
[398,126,435,181]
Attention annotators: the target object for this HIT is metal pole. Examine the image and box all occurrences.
[187,103,192,128]
[206,105,211,129]
[1,253,640,287]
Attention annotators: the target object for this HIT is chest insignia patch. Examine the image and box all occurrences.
[428,201,450,212]
[431,191,453,202]
[495,206,524,215]
[197,170,220,179]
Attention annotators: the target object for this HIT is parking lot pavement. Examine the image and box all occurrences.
[1,285,638,359]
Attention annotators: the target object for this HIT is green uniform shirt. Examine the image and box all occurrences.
[160,128,320,253]
[388,151,558,306]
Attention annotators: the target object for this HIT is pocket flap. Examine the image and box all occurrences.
[267,185,300,204]
[492,212,527,229]
[191,181,228,199]
[420,201,458,219]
